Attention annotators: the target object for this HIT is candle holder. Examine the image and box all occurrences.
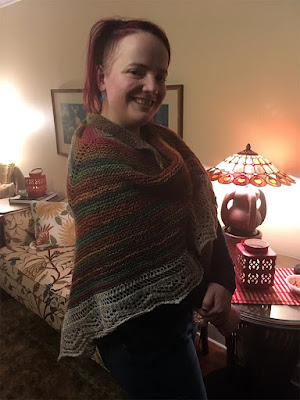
[25,168,47,198]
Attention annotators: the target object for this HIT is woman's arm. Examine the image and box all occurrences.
[198,222,239,330]
[207,222,236,293]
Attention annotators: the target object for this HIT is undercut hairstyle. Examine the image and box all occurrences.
[83,18,171,113]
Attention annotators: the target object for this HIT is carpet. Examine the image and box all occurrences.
[0,290,127,400]
[0,290,227,400]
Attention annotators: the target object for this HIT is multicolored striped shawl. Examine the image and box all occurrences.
[59,114,218,359]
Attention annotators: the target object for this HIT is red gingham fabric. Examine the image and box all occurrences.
[232,268,300,305]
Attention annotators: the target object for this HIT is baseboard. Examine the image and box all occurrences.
[207,322,226,347]
[208,337,227,350]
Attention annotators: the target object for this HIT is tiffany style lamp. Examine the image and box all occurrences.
[207,143,296,239]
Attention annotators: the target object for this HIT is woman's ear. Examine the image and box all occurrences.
[96,65,106,92]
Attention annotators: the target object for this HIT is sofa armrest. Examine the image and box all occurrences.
[2,209,35,247]
[0,215,5,247]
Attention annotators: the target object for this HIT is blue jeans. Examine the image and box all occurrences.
[95,304,207,399]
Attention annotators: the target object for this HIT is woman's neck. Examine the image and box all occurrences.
[99,112,142,139]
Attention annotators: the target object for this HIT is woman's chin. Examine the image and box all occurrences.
[130,113,155,127]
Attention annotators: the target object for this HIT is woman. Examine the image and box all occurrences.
[59,18,239,399]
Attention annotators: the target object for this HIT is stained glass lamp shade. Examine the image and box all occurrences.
[207,144,296,236]
[207,144,295,188]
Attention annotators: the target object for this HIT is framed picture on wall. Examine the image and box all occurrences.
[152,84,183,137]
[51,89,87,157]
[51,85,183,157]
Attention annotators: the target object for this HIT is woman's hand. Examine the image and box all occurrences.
[198,283,240,336]
[215,305,241,336]
[198,282,232,326]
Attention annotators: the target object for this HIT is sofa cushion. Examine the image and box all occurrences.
[0,244,74,330]
[30,201,75,250]
[3,208,35,247]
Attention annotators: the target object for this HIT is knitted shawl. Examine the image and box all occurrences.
[59,114,218,359]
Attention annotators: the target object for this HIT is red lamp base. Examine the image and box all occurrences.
[221,188,267,237]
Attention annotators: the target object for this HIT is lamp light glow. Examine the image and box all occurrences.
[0,82,45,164]
[207,144,296,238]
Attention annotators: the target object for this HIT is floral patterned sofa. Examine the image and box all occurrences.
[0,202,103,365]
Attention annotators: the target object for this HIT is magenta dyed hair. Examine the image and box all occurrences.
[83,18,171,114]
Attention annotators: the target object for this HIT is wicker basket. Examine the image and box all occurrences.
[25,168,47,198]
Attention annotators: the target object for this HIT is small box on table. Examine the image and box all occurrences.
[235,239,277,290]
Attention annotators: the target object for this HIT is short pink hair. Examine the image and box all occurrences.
[83,18,171,114]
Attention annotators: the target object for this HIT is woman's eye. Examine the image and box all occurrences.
[129,70,143,77]
[156,75,167,82]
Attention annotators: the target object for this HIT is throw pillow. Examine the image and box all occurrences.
[0,182,15,198]
[30,201,75,250]
[0,162,15,184]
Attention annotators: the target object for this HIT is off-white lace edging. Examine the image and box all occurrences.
[58,252,204,360]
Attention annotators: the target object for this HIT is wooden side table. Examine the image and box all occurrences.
[0,198,30,215]
[0,195,65,215]
[226,254,300,398]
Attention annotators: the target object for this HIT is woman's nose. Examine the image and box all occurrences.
[143,74,159,94]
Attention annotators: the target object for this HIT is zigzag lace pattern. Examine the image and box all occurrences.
[59,252,204,359]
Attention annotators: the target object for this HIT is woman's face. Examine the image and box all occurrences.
[99,32,169,136]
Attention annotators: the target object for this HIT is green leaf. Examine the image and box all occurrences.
[55,216,62,225]
[50,235,57,244]
[61,210,68,215]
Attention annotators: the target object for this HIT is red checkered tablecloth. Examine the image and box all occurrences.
[232,268,300,305]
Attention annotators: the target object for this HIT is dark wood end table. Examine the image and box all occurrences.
[226,254,300,398]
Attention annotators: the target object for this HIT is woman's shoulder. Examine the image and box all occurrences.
[72,120,115,145]
[70,122,136,167]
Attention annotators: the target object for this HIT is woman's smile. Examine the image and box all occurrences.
[132,97,156,107]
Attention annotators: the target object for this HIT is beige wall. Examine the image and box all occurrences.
[1,0,299,257]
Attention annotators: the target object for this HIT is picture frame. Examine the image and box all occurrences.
[153,84,183,138]
[51,89,86,157]
[51,84,184,157]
